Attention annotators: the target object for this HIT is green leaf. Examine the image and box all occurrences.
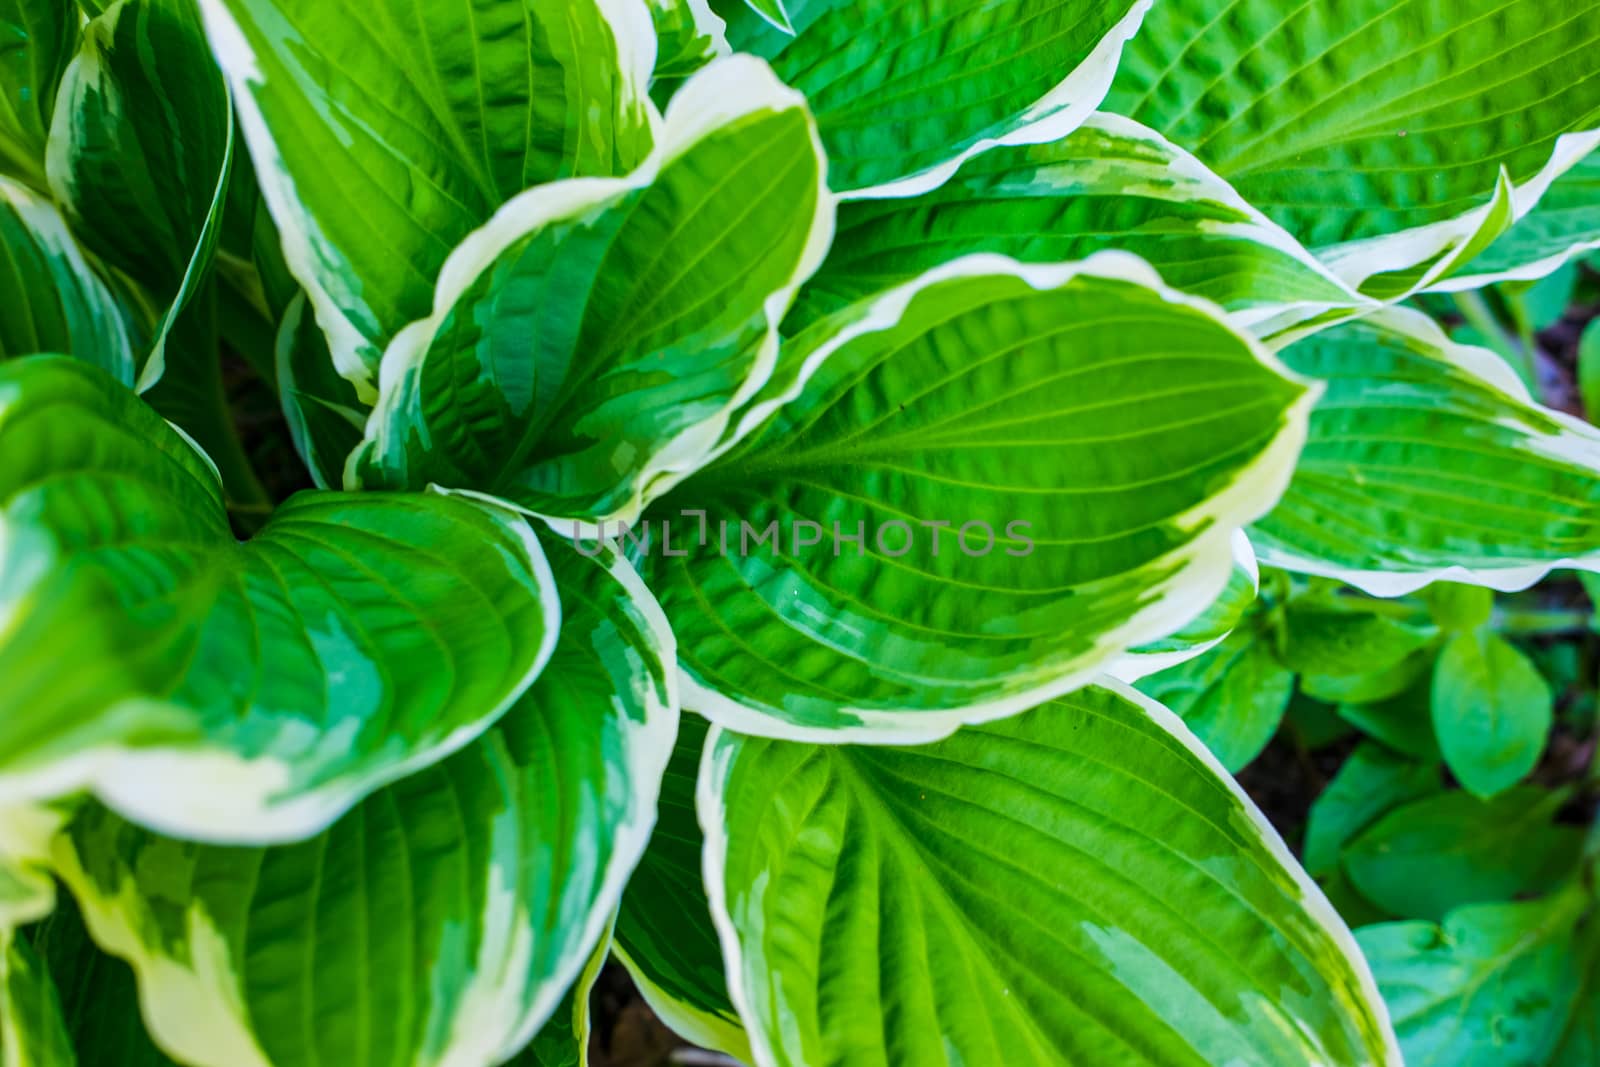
[1302,743,1439,877]
[27,900,178,1066]
[1255,306,1600,594]
[1420,582,1494,632]
[0,0,77,190]
[1357,890,1588,1067]
[1303,648,1435,707]
[275,293,364,490]
[1135,617,1293,771]
[0,356,560,841]
[740,0,792,33]
[52,538,677,1067]
[196,0,657,397]
[641,255,1313,740]
[1113,530,1259,679]
[1276,600,1433,677]
[1106,0,1600,297]
[702,684,1399,1066]
[0,175,136,383]
[1336,674,1442,763]
[1434,147,1600,290]
[1431,630,1553,799]
[0,930,74,1067]
[352,57,832,523]
[1579,318,1600,424]
[789,112,1360,335]
[646,0,726,81]
[510,918,615,1067]
[714,0,1151,196]
[1342,787,1580,921]
[614,712,750,1061]
[46,0,233,389]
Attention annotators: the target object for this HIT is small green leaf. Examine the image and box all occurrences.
[641,255,1312,739]
[716,0,1151,195]
[1432,631,1553,799]
[352,57,832,523]
[703,684,1400,1066]
[1578,318,1600,423]
[1357,890,1588,1067]
[1303,648,1435,707]
[1302,744,1439,877]
[1277,600,1433,677]
[1420,583,1494,632]
[0,356,561,841]
[1342,787,1580,921]
[1337,674,1442,763]
[196,0,657,396]
[1135,618,1294,771]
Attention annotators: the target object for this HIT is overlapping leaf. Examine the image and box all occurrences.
[352,56,833,524]
[47,0,233,387]
[50,540,675,1067]
[0,175,135,382]
[788,113,1361,335]
[713,0,1151,195]
[275,293,364,489]
[639,253,1312,740]
[196,0,658,396]
[701,684,1399,1066]
[1253,307,1600,594]
[0,356,559,841]
[1106,0,1600,297]
[0,0,77,190]
[0,930,73,1067]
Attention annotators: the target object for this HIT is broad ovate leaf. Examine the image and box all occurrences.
[352,56,833,524]
[702,684,1400,1066]
[0,0,77,189]
[51,539,676,1067]
[196,0,658,397]
[1357,890,1588,1067]
[46,0,233,389]
[614,713,751,1061]
[1106,0,1600,298]
[0,175,135,382]
[639,253,1313,740]
[1254,306,1600,594]
[0,356,560,841]
[715,0,1152,196]
[790,113,1361,334]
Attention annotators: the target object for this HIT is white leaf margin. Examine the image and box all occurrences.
[695,679,1403,1067]
[664,250,1320,746]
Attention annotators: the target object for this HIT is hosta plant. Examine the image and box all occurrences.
[2,0,1600,1064]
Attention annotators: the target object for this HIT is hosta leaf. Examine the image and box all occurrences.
[640,254,1313,740]
[702,684,1400,1066]
[0,0,77,190]
[352,57,833,524]
[714,0,1151,196]
[51,539,677,1067]
[510,919,614,1067]
[647,0,726,81]
[0,175,135,382]
[1342,787,1580,921]
[0,356,559,841]
[789,113,1360,334]
[1357,890,1588,1067]
[1302,744,1439,879]
[196,0,657,396]
[1254,307,1600,594]
[1431,630,1553,799]
[1275,600,1433,678]
[1433,147,1600,291]
[0,931,73,1067]
[614,713,750,1061]
[1110,530,1259,682]
[276,293,364,490]
[1106,0,1600,297]
[1135,616,1293,771]
[46,0,232,389]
